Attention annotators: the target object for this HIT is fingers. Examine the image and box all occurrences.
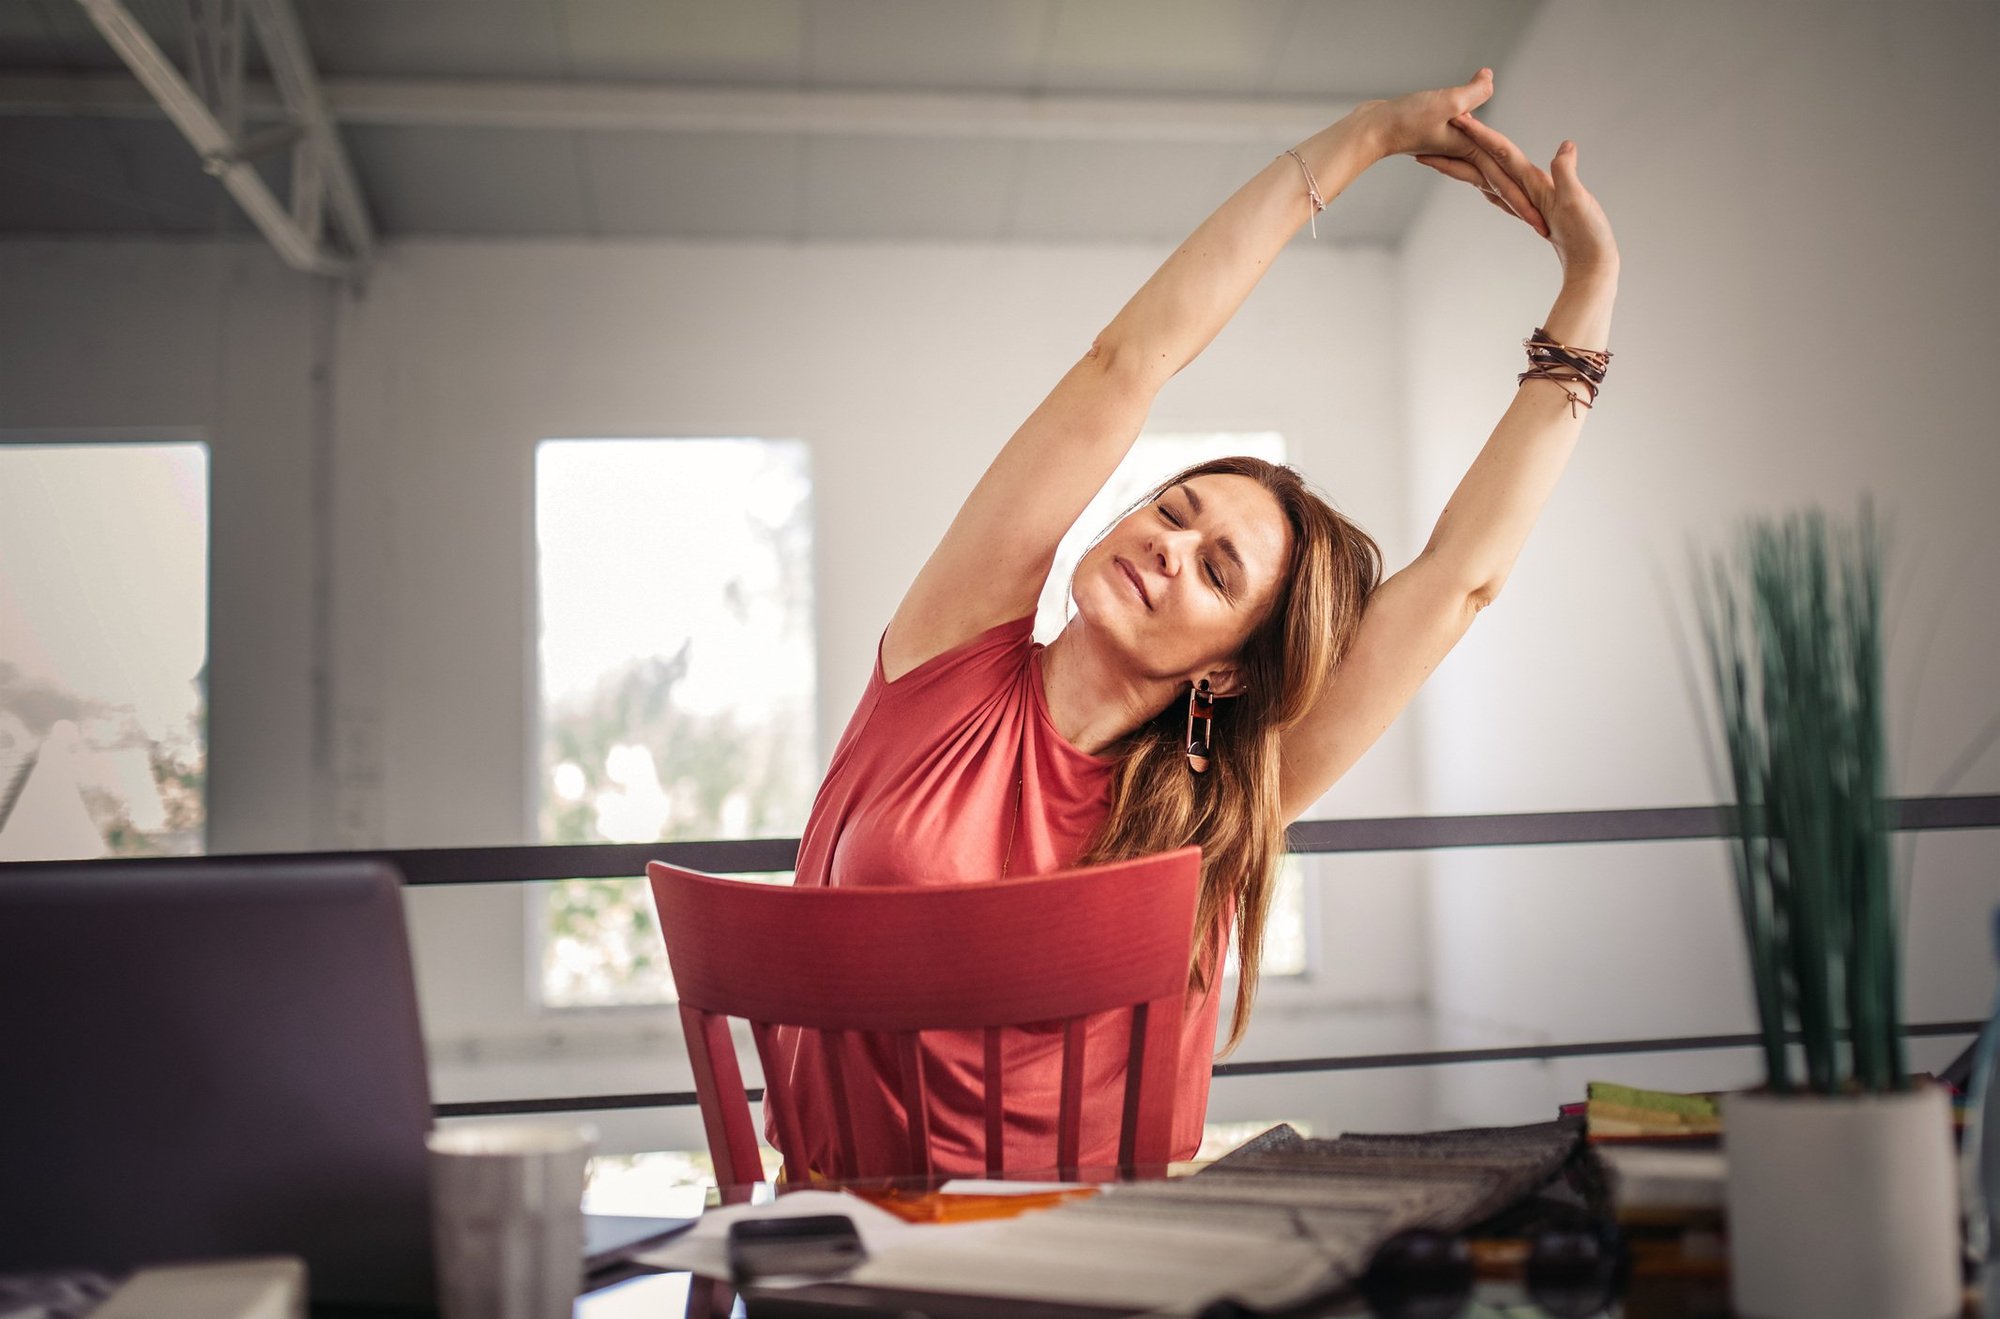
[1451,66,1496,116]
[1450,134,1547,237]
[1450,114,1551,236]
[1451,113,1553,192]
[1550,139,1581,193]
[1415,156,1544,227]
[1414,155,1484,188]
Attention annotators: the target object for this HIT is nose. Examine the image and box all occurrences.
[1150,525,1199,575]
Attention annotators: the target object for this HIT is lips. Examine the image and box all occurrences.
[1115,555,1153,610]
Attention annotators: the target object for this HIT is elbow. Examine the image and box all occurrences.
[1086,332,1176,392]
[1413,547,1504,616]
[1466,576,1504,614]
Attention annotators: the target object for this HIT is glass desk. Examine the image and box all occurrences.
[570,1160,1740,1319]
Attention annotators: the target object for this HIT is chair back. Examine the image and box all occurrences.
[648,847,1202,1186]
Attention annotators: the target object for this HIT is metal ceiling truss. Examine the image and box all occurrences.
[72,0,371,278]
[6,69,1350,147]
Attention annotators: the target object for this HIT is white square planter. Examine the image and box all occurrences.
[1723,1083,1960,1319]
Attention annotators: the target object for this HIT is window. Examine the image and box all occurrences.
[533,438,815,1007]
[1038,433,1308,979]
[0,442,208,861]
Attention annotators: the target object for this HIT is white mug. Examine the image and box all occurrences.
[426,1121,598,1319]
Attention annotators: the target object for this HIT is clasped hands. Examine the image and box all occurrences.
[1353,69,1618,278]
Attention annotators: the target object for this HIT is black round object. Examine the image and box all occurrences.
[1357,1228,1474,1318]
[1523,1220,1628,1317]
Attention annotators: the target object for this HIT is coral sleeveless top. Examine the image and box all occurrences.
[767,615,1223,1176]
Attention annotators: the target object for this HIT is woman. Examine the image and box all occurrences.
[775,69,1619,1176]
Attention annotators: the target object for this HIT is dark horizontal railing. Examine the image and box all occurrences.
[26,793,1986,886]
[1208,1018,1988,1079]
[12,793,1995,1120]
[433,1018,1988,1120]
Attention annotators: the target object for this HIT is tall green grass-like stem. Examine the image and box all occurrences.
[1695,504,1905,1094]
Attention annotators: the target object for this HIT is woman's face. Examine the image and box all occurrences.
[1072,473,1293,688]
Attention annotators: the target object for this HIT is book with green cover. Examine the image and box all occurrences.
[1586,1081,1718,1120]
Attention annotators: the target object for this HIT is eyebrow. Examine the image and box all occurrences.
[1176,482,1247,586]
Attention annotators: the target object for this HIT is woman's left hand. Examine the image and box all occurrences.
[1417,115,1618,277]
[1356,70,1548,237]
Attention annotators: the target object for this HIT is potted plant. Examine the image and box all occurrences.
[1695,504,1959,1319]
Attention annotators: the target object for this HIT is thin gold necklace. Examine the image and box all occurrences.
[1001,771,1024,878]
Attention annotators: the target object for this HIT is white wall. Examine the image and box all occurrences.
[1398,1,2000,1123]
[1,231,1431,1144]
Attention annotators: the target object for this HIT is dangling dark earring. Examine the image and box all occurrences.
[1185,678,1215,774]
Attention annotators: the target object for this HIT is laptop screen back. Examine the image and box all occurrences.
[0,859,435,1310]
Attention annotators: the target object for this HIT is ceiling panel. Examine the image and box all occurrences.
[1040,0,1295,96]
[0,0,177,72]
[0,116,254,234]
[583,129,797,240]
[0,0,105,72]
[296,1,569,80]
[805,0,1053,92]
[556,0,807,85]
[1268,1,1543,98]
[344,124,592,237]
[802,133,1020,243]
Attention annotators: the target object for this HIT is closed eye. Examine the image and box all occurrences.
[1158,500,1232,598]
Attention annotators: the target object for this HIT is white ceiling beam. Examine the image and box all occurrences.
[69,0,350,277]
[0,71,1354,145]
[240,0,373,264]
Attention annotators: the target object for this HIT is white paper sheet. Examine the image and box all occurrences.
[936,1178,1083,1195]
[634,1187,1340,1314]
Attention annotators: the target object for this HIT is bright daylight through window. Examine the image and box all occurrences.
[535,438,815,1007]
[0,443,208,862]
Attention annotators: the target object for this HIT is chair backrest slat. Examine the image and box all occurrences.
[1121,995,1182,1168]
[982,1027,1005,1176]
[819,1028,861,1166]
[895,1031,933,1178]
[748,1020,807,1185]
[650,847,1201,1181]
[1056,1018,1086,1176]
[680,1003,763,1189]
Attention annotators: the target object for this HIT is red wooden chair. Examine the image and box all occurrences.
[647,847,1202,1187]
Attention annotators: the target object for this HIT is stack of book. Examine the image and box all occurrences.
[1564,1081,1721,1143]
[1565,1084,1729,1285]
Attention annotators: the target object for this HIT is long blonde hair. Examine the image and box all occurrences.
[1076,457,1381,1052]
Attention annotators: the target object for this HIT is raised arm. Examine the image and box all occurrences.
[881,73,1520,681]
[1279,119,1621,821]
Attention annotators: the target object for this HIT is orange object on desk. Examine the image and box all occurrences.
[847,1185,1101,1224]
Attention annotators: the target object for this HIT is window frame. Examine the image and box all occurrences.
[0,428,213,862]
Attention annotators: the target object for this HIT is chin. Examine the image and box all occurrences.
[1070,557,1136,627]
[1068,560,1153,657]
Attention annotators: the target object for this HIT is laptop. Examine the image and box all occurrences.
[0,859,441,1310]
